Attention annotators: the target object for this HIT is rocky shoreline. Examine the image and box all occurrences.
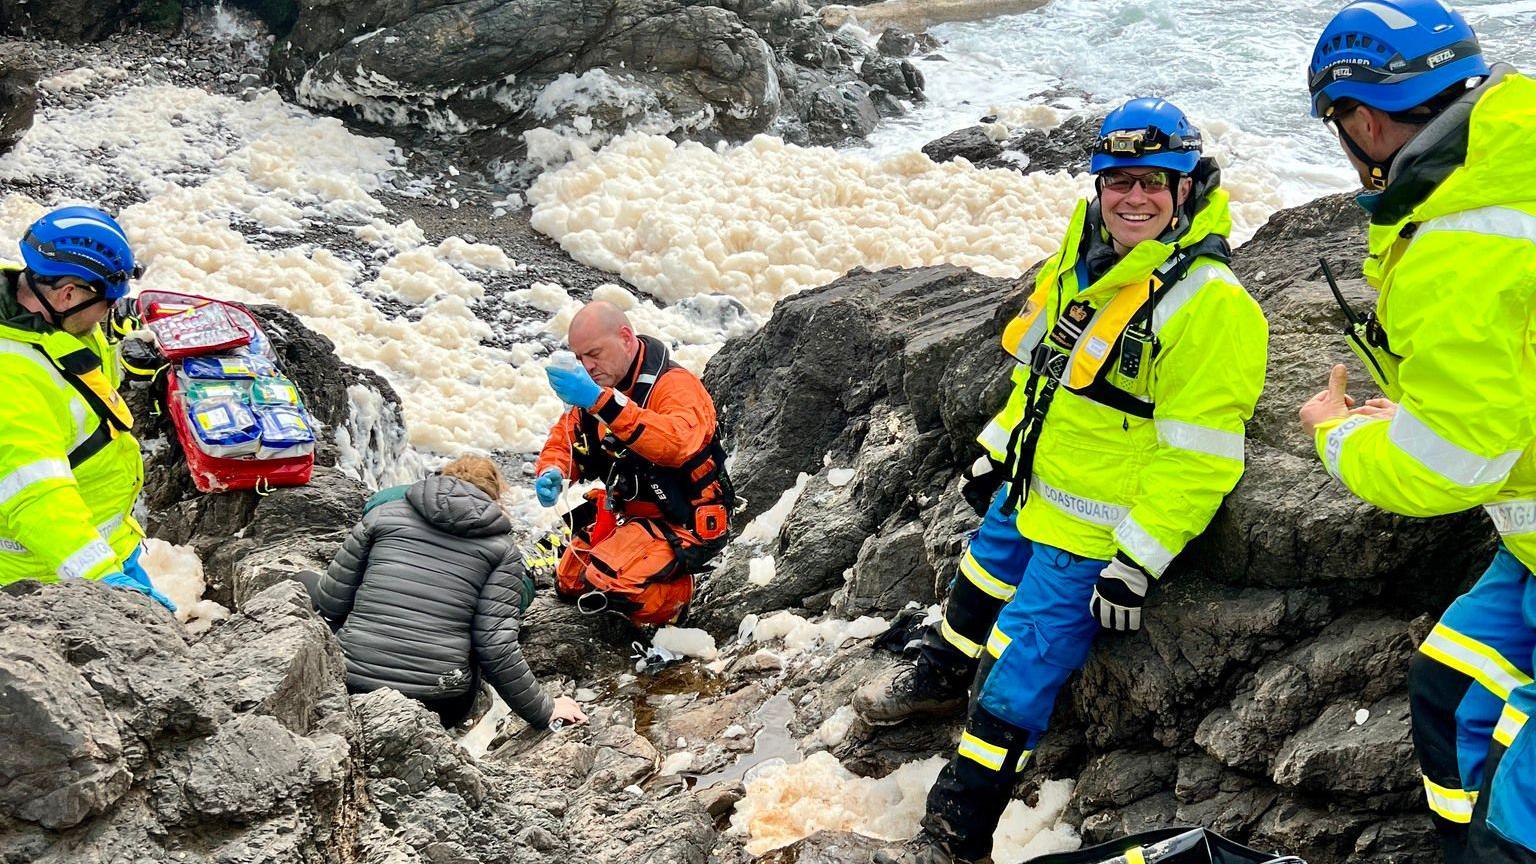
[0,6,1477,864]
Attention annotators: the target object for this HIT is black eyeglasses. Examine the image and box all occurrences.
[1098,170,1174,195]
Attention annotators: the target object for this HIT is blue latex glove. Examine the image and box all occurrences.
[101,551,178,614]
[535,468,564,508]
[546,363,602,410]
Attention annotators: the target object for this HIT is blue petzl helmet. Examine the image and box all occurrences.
[20,205,139,300]
[1089,98,1203,175]
[1309,0,1489,118]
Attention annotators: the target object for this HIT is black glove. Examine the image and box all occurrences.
[107,296,142,342]
[960,455,1006,517]
[1089,552,1150,632]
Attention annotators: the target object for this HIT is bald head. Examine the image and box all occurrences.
[568,300,640,388]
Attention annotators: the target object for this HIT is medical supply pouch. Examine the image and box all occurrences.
[145,290,315,493]
[251,377,302,407]
[143,296,252,359]
[187,397,261,457]
[256,405,316,460]
[181,354,277,380]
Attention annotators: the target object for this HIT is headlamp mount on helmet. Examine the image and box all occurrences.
[1095,125,1201,168]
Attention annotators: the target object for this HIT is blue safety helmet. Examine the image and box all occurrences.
[20,205,139,301]
[1309,0,1489,118]
[1089,98,1204,176]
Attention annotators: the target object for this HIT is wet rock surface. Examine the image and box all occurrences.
[922,113,1102,174]
[271,0,924,168]
[0,63,37,155]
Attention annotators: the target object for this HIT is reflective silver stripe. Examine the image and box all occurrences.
[0,512,127,556]
[1114,516,1174,576]
[957,731,1007,772]
[1494,703,1529,748]
[940,619,984,659]
[1031,477,1129,527]
[1417,206,1536,246]
[985,625,1012,660]
[1323,416,1375,479]
[977,419,1012,456]
[610,390,630,407]
[636,374,658,386]
[0,459,73,506]
[1487,500,1536,538]
[960,549,1015,601]
[97,512,125,538]
[59,539,116,580]
[1151,264,1231,333]
[1012,309,1049,358]
[1422,777,1476,824]
[1156,419,1245,462]
[1419,623,1533,700]
[1388,407,1520,488]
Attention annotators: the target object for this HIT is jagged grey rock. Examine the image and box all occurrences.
[922,113,1102,174]
[0,63,37,155]
[273,0,922,162]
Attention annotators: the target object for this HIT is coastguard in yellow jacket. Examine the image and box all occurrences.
[1301,2,1536,861]
[0,206,171,611]
[866,98,1268,864]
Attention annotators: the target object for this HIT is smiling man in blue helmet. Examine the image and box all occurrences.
[867,98,1268,864]
[0,206,171,611]
[1300,2,1536,861]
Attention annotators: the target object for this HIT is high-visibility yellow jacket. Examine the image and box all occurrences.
[1314,71,1536,571]
[0,263,144,585]
[978,186,1268,576]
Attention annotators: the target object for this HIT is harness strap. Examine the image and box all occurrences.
[999,236,1230,516]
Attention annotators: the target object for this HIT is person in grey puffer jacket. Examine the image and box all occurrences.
[311,455,586,730]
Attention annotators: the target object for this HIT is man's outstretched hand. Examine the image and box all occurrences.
[1300,364,1355,436]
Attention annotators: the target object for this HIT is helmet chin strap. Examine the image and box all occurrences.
[27,275,108,328]
[1336,122,1396,191]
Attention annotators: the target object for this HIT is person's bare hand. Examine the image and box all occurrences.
[1350,397,1398,421]
[1300,364,1355,436]
[550,695,588,728]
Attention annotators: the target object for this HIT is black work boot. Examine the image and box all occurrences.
[854,652,973,726]
[872,830,993,864]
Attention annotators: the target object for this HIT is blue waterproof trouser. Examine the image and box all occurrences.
[921,489,1106,860]
[1408,546,1536,862]
[1477,683,1536,859]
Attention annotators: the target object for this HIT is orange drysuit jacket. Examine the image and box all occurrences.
[536,340,718,524]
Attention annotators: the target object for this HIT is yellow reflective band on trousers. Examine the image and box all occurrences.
[960,549,1015,601]
[1418,622,1534,701]
[941,618,984,659]
[1495,702,1530,748]
[1312,74,1536,571]
[957,731,1008,772]
[1423,777,1477,825]
[975,191,1266,574]
[986,625,1012,660]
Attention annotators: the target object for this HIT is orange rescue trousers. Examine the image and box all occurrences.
[556,518,696,626]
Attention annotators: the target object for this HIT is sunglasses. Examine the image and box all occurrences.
[1097,170,1175,195]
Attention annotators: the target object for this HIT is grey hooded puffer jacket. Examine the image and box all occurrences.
[313,474,552,728]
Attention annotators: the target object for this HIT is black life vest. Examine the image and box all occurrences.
[570,335,734,531]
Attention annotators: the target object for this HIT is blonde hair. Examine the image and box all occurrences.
[441,454,507,502]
